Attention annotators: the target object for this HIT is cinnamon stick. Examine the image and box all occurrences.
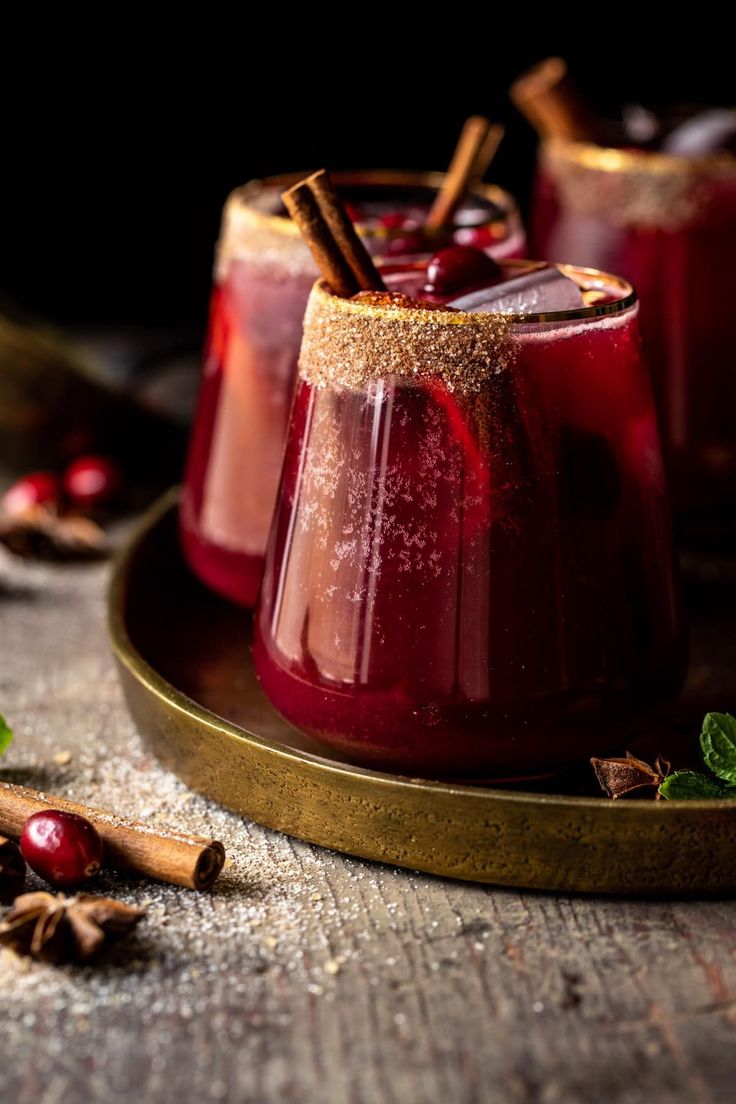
[427,116,501,230]
[0,781,225,892]
[283,170,385,295]
[472,122,505,184]
[307,170,386,292]
[283,177,360,296]
[510,56,599,142]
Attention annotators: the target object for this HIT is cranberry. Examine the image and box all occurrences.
[424,245,502,297]
[0,838,26,902]
[63,455,121,509]
[21,811,103,887]
[379,211,408,231]
[2,472,60,516]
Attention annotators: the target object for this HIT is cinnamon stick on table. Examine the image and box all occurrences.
[282,169,386,296]
[0,781,225,892]
[510,56,599,142]
[426,115,504,230]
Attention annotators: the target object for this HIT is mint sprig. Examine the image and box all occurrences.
[659,771,733,800]
[0,713,12,756]
[700,712,736,785]
[658,711,736,800]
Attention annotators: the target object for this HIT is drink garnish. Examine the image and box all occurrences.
[427,116,504,229]
[591,752,670,799]
[510,57,600,142]
[593,712,736,800]
[282,170,385,297]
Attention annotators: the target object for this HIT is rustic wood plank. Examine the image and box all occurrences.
[2,545,736,1104]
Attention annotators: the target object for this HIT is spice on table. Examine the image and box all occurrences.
[592,713,736,800]
[590,752,670,799]
[0,781,225,891]
[0,891,144,963]
[0,837,26,903]
[0,504,109,561]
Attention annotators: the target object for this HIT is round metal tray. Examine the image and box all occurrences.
[108,491,736,894]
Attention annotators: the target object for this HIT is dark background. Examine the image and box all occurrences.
[2,11,732,331]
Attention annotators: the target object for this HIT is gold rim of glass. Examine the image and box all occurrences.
[318,260,637,326]
[234,169,521,241]
[543,136,736,177]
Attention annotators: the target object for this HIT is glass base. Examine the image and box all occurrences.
[179,521,262,608]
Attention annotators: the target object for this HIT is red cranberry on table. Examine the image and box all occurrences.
[63,455,121,510]
[424,245,502,297]
[2,472,60,516]
[20,810,104,888]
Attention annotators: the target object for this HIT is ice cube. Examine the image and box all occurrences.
[449,266,585,315]
[663,109,736,156]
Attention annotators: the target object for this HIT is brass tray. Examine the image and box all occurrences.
[109,491,736,894]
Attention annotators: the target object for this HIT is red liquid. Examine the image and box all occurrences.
[180,268,314,605]
[253,272,683,778]
[532,156,736,532]
[180,176,526,606]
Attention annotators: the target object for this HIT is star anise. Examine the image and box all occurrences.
[0,837,26,903]
[0,505,108,561]
[591,752,671,799]
[0,891,144,963]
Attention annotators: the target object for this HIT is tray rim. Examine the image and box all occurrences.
[108,489,736,819]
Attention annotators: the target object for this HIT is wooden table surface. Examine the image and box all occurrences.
[2,541,736,1104]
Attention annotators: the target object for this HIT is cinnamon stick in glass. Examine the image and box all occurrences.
[307,169,386,292]
[427,115,503,229]
[0,781,225,892]
[510,56,599,142]
[283,169,385,295]
[472,122,506,184]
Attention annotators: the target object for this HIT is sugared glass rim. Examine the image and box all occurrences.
[234,169,521,241]
[542,136,736,177]
[299,262,637,392]
[351,259,637,325]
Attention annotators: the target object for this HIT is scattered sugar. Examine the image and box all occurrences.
[1,557,398,1050]
[0,546,544,1097]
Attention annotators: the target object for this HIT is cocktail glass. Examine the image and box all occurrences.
[253,260,684,778]
[180,171,525,606]
[532,138,736,536]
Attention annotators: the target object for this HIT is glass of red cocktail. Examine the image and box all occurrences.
[253,252,684,778]
[180,170,525,607]
[530,129,736,537]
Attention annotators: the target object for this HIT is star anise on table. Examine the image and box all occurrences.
[0,892,144,963]
[591,752,671,799]
[0,505,109,561]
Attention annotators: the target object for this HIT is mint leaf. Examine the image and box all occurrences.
[700,712,736,784]
[659,771,730,800]
[0,713,12,755]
